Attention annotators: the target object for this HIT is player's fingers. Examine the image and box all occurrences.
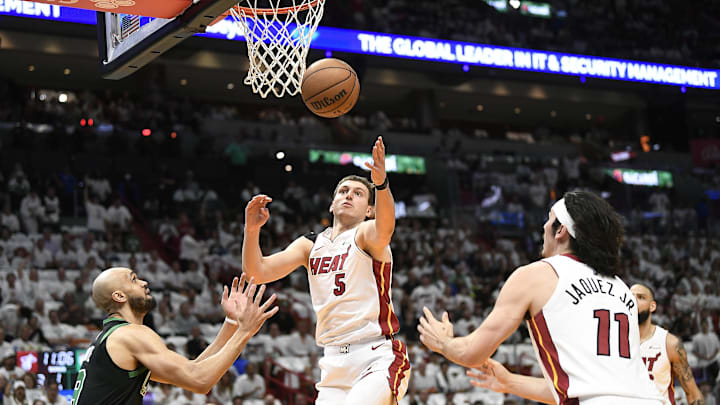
[222,285,229,302]
[418,333,433,348]
[469,380,490,389]
[364,162,377,171]
[467,374,491,384]
[262,306,280,320]
[250,195,267,207]
[441,311,449,323]
[417,321,432,336]
[466,370,485,379]
[486,358,502,368]
[231,276,239,293]
[243,277,256,295]
[246,281,258,301]
[254,284,267,305]
[241,274,250,293]
[237,274,246,292]
[423,306,438,323]
[260,293,277,311]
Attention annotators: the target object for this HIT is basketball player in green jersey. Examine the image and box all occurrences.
[71,269,277,405]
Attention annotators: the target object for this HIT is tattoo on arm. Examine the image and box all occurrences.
[672,342,694,384]
[672,341,705,405]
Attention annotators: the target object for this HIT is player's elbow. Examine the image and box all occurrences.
[241,264,261,279]
[374,226,394,246]
[184,366,214,394]
[381,226,395,241]
[240,256,263,277]
[188,377,214,395]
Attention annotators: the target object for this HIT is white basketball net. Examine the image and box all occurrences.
[229,0,326,98]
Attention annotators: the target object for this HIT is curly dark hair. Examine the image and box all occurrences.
[552,191,624,277]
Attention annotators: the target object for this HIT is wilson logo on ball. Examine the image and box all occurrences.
[302,58,360,118]
[310,89,347,110]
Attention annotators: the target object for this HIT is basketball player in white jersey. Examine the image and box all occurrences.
[632,283,705,405]
[242,137,410,405]
[418,191,663,404]
[453,283,706,405]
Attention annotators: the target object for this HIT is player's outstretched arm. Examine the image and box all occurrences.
[114,277,278,394]
[242,195,313,283]
[668,333,705,405]
[419,262,543,368]
[467,359,555,405]
[359,136,395,254]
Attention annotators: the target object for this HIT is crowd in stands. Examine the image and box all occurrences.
[324,0,720,67]
[0,81,695,172]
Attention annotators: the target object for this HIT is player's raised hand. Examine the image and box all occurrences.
[417,307,454,355]
[364,136,387,187]
[466,359,513,393]
[221,274,245,322]
[244,194,272,232]
[233,274,279,336]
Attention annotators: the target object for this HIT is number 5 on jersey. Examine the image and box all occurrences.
[334,273,346,296]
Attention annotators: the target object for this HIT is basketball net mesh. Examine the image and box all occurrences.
[229,0,326,98]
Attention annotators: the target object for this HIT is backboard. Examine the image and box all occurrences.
[97,0,238,80]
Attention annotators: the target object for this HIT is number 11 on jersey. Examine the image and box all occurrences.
[594,309,630,358]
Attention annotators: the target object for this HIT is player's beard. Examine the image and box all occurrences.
[638,309,650,324]
[129,294,156,316]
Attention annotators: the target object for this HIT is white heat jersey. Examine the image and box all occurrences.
[641,326,675,405]
[307,225,399,347]
[527,254,662,404]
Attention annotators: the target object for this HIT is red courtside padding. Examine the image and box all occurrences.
[30,0,193,19]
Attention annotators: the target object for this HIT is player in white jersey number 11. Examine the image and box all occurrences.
[418,191,663,404]
[457,283,706,405]
[242,136,410,405]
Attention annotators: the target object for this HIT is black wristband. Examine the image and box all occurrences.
[374,177,389,190]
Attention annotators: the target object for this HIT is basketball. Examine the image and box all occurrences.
[301,58,360,118]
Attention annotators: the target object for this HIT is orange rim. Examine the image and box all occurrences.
[233,0,322,16]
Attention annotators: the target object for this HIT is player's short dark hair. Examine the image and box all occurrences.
[552,191,624,278]
[333,175,375,205]
[634,283,656,301]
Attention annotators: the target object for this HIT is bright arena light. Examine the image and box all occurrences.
[276,151,286,160]
[58,93,68,103]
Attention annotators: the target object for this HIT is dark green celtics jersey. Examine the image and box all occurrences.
[71,318,151,405]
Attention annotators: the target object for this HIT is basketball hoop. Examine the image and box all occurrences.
[228,0,326,98]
